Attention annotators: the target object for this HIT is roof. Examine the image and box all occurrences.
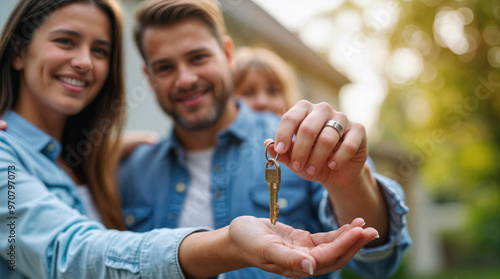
[220,0,350,89]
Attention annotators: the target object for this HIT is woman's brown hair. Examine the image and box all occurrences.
[0,0,125,230]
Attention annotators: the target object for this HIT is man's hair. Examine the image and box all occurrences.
[134,0,227,61]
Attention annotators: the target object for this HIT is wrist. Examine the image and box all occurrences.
[178,227,246,278]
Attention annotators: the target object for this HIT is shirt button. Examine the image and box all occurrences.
[278,197,288,209]
[213,164,221,172]
[125,214,135,226]
[215,190,222,198]
[175,182,186,193]
[47,143,55,152]
[168,213,175,220]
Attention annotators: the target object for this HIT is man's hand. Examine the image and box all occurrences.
[265,100,368,190]
[264,100,389,246]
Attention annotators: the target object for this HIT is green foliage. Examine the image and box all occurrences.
[380,0,500,260]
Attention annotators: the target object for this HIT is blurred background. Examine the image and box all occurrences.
[2,0,499,277]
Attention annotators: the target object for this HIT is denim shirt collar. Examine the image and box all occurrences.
[2,110,62,161]
[163,100,254,160]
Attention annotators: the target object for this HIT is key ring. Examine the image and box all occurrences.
[265,141,280,166]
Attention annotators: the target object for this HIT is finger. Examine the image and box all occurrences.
[350,217,366,228]
[310,217,364,245]
[328,122,366,170]
[310,224,350,245]
[310,227,364,274]
[263,243,317,277]
[274,100,312,154]
[304,114,349,175]
[264,138,292,166]
[315,227,379,275]
[288,102,333,172]
[0,120,7,131]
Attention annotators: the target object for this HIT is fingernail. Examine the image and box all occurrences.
[328,161,337,169]
[307,165,317,175]
[276,141,286,153]
[301,259,314,275]
[292,161,302,171]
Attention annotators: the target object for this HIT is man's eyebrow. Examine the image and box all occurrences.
[150,58,172,68]
[149,47,211,67]
[48,29,111,47]
[186,47,210,56]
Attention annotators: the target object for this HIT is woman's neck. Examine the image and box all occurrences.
[14,99,66,142]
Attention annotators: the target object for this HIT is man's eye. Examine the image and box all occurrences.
[192,54,208,63]
[153,64,173,75]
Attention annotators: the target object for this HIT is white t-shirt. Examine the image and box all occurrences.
[178,148,215,229]
[76,185,103,223]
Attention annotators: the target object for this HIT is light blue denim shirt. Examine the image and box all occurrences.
[0,111,205,279]
[120,101,412,279]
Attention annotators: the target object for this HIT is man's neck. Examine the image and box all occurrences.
[175,100,239,151]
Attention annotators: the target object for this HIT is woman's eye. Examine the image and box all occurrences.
[93,48,109,58]
[54,38,73,46]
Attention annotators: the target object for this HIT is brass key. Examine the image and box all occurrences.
[265,158,280,225]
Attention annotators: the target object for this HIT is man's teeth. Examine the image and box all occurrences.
[59,77,86,87]
[181,91,204,101]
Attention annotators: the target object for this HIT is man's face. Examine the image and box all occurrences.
[141,19,233,131]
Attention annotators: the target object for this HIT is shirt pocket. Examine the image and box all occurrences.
[122,206,153,232]
[249,179,311,230]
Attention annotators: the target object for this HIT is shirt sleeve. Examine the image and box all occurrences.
[0,138,206,279]
[318,172,412,278]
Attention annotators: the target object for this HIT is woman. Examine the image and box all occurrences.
[0,1,377,278]
[233,47,301,116]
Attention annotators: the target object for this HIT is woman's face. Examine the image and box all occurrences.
[13,3,112,118]
[234,67,286,116]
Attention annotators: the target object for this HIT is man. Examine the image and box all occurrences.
[120,0,411,278]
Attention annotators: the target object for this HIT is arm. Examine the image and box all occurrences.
[0,137,378,279]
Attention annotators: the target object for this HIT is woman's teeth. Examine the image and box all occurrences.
[59,77,86,87]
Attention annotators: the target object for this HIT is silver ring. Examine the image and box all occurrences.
[324,120,343,137]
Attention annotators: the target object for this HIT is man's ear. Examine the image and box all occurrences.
[142,65,156,88]
[222,35,234,70]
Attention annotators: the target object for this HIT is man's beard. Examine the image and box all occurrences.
[169,80,232,131]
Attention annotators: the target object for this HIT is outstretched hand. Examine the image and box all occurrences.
[229,216,379,277]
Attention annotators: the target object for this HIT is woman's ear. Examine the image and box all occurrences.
[12,44,25,70]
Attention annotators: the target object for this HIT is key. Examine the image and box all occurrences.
[265,158,280,225]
